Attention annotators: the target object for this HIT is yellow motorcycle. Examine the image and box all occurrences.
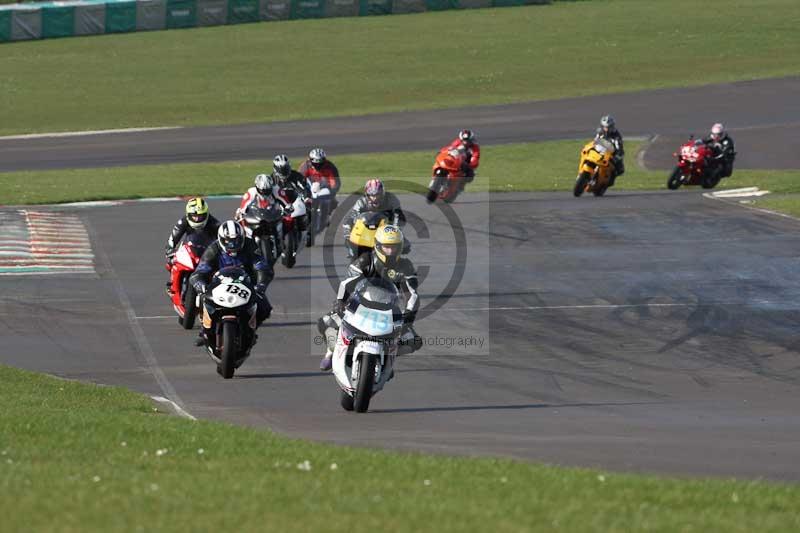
[346,211,389,258]
[573,138,617,197]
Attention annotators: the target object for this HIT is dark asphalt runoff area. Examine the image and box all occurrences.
[1,76,798,172]
[3,191,800,481]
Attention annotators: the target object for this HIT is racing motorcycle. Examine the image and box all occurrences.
[574,138,616,197]
[275,188,308,268]
[667,137,722,190]
[426,147,466,203]
[346,211,390,259]
[200,266,259,379]
[305,180,333,248]
[240,202,284,266]
[325,278,403,412]
[165,234,212,330]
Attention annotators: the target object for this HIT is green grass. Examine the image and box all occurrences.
[1,0,799,135]
[1,364,799,532]
[2,140,799,205]
[747,194,800,218]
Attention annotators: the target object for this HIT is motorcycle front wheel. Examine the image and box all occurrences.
[353,353,378,413]
[573,172,590,197]
[181,283,197,330]
[282,230,297,268]
[219,321,238,379]
[667,167,682,190]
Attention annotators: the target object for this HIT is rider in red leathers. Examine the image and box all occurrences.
[299,148,341,202]
[443,129,480,183]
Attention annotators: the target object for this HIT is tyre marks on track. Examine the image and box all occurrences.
[0,210,95,275]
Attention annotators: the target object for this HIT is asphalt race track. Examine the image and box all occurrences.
[3,190,800,480]
[3,77,800,481]
[1,77,799,172]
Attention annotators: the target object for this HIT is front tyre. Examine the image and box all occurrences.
[573,172,590,197]
[182,284,197,330]
[282,230,297,268]
[353,353,378,413]
[667,167,682,190]
[219,321,238,379]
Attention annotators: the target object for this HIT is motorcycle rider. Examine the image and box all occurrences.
[318,225,421,371]
[443,129,480,184]
[271,154,310,234]
[299,148,341,204]
[164,197,220,294]
[189,221,273,346]
[342,178,405,248]
[703,123,736,178]
[594,115,625,186]
[236,173,280,220]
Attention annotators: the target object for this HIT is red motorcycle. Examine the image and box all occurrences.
[426,147,467,203]
[667,137,722,190]
[275,188,308,269]
[165,235,211,329]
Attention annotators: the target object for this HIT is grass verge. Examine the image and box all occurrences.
[2,140,799,205]
[1,0,799,135]
[1,363,799,532]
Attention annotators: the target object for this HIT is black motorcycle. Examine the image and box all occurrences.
[241,202,284,266]
[200,266,258,379]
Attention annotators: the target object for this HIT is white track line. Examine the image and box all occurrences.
[0,126,181,141]
[635,134,659,171]
[134,300,774,321]
[150,396,197,421]
[84,219,193,421]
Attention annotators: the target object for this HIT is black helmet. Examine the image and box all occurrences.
[272,154,291,181]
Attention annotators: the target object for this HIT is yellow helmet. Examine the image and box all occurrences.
[374,225,403,266]
[185,197,209,229]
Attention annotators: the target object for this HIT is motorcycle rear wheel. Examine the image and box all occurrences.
[182,284,197,330]
[701,167,722,189]
[667,167,682,190]
[219,321,238,379]
[353,353,378,413]
[573,172,590,197]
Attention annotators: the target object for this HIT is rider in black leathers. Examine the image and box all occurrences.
[594,115,625,186]
[318,225,420,371]
[189,221,273,345]
[703,123,736,178]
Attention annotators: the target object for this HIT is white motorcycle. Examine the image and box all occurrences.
[328,278,404,412]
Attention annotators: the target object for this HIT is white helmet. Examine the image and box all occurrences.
[273,154,291,180]
[710,123,725,142]
[309,148,326,165]
[217,220,245,256]
[254,173,274,196]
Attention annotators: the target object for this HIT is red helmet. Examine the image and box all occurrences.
[364,179,385,209]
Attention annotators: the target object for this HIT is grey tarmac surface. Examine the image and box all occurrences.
[4,191,800,480]
[1,77,799,172]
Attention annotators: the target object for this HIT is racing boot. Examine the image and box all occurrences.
[319,349,333,372]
